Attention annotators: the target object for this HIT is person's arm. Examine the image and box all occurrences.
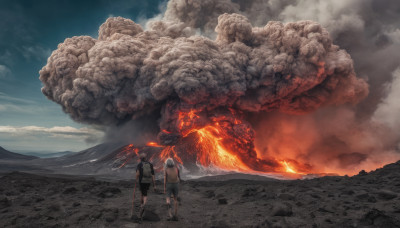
[151,164,156,191]
[135,170,140,184]
[164,170,167,194]
[177,167,180,182]
[152,175,156,191]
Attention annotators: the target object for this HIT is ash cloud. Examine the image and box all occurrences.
[156,0,400,173]
[39,14,367,126]
[162,0,400,109]
[39,0,400,174]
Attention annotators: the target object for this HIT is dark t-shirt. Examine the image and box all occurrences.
[136,161,155,183]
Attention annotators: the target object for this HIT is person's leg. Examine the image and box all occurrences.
[139,184,149,220]
[143,196,148,206]
[166,196,172,218]
[173,184,179,220]
[173,196,178,217]
[166,184,173,219]
[139,195,147,219]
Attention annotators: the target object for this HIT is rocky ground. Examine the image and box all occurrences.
[0,161,400,228]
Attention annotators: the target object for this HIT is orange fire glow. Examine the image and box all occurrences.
[281,161,297,174]
[190,125,251,171]
[117,109,316,177]
[146,141,163,147]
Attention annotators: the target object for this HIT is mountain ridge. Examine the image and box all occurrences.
[0,146,38,160]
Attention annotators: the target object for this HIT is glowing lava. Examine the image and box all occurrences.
[116,108,313,177]
[189,125,251,171]
[281,161,297,174]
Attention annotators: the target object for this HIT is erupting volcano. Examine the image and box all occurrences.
[39,10,372,177]
[116,104,314,176]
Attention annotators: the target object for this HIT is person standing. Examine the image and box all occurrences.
[164,158,180,221]
[135,153,156,223]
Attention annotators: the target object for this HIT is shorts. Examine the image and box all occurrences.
[140,183,150,196]
[166,183,179,197]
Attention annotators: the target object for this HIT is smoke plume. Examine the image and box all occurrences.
[39,0,400,175]
[39,15,366,122]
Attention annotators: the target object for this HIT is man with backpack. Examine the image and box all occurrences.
[135,153,156,223]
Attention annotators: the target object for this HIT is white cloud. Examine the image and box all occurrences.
[0,125,104,140]
[0,65,11,79]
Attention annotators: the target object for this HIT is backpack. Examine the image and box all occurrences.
[141,162,152,183]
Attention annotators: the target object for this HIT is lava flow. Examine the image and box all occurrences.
[117,108,313,177]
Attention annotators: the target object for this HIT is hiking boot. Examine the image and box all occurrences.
[172,216,179,221]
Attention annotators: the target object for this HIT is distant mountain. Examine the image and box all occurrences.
[29,142,133,178]
[49,142,126,164]
[22,151,75,158]
[30,142,127,169]
[0,147,38,160]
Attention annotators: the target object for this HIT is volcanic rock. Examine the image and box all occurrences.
[20,200,31,206]
[278,193,295,201]
[218,198,228,205]
[205,190,215,198]
[367,196,377,203]
[0,160,399,227]
[142,210,161,222]
[103,208,119,222]
[0,197,11,208]
[63,187,78,194]
[356,193,369,200]
[358,170,368,176]
[35,196,45,202]
[360,209,400,227]
[272,202,293,216]
[72,202,81,207]
[376,190,397,200]
[97,187,122,198]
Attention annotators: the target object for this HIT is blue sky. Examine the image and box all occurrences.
[0,0,164,152]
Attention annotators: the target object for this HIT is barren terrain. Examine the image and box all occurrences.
[1,161,400,227]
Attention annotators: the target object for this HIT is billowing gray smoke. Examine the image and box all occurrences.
[162,0,400,115]
[156,0,400,174]
[39,14,367,126]
[40,0,400,174]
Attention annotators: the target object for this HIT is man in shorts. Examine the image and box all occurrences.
[135,153,156,223]
[164,158,180,221]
